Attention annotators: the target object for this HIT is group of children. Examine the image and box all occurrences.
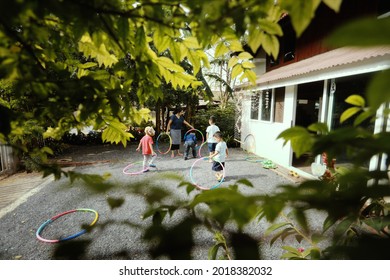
[136,116,228,181]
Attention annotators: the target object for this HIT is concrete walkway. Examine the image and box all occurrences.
[0,172,54,219]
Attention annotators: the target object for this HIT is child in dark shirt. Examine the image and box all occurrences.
[183,132,197,160]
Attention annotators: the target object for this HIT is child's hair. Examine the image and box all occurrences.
[209,116,216,123]
[173,107,183,114]
[213,131,222,139]
[144,126,155,136]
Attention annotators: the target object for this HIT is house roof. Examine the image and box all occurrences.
[255,46,390,88]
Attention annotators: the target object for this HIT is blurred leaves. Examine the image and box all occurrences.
[277,126,315,158]
[327,17,390,47]
[190,186,260,229]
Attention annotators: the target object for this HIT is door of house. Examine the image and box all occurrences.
[292,81,324,171]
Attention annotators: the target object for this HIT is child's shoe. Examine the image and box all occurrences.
[143,169,150,173]
[184,157,188,160]
[149,164,156,168]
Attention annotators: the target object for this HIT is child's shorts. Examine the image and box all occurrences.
[208,142,217,152]
[212,161,225,171]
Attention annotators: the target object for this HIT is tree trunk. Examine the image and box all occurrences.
[155,101,161,134]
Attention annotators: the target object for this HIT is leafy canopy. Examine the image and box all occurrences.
[0,0,342,147]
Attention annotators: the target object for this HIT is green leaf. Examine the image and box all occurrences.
[270,228,294,246]
[244,69,257,85]
[311,233,325,245]
[169,41,182,63]
[102,118,132,147]
[258,19,283,36]
[282,245,300,254]
[353,109,376,126]
[68,171,113,193]
[228,56,239,68]
[265,222,291,236]
[153,29,171,53]
[242,61,256,69]
[238,52,253,60]
[269,228,285,246]
[107,197,125,210]
[156,57,185,72]
[78,62,98,69]
[280,0,316,37]
[215,41,230,57]
[291,209,309,233]
[78,33,118,67]
[309,248,321,259]
[322,0,343,12]
[183,36,200,49]
[189,188,259,229]
[236,178,254,188]
[327,17,390,47]
[208,244,223,260]
[228,39,244,52]
[277,126,314,158]
[307,122,329,134]
[187,50,201,74]
[334,217,356,238]
[231,64,243,79]
[281,252,299,259]
[366,69,390,110]
[340,107,361,123]
[40,146,54,155]
[248,26,264,53]
[262,33,279,59]
[345,95,365,107]
[295,234,304,243]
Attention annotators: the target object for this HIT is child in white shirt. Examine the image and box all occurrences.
[206,116,220,162]
[209,131,228,182]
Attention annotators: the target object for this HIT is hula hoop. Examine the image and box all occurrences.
[123,161,150,175]
[245,155,264,163]
[195,141,208,158]
[156,132,172,154]
[243,134,256,154]
[36,208,99,243]
[190,157,225,190]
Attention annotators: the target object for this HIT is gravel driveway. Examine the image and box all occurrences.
[0,143,326,260]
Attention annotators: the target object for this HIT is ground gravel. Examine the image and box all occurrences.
[0,144,327,260]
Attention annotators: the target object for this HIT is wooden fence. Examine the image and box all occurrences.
[0,144,16,176]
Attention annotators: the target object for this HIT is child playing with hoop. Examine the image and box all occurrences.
[209,131,228,181]
[183,131,197,160]
[136,126,157,172]
[206,116,220,162]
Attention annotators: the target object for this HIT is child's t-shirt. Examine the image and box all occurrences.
[140,135,153,155]
[184,133,197,143]
[214,141,227,162]
[206,124,220,143]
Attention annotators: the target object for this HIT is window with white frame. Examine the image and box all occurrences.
[250,91,260,120]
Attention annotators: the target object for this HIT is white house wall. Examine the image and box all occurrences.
[241,85,296,168]
[239,48,390,175]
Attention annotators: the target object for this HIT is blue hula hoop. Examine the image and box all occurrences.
[190,157,225,190]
